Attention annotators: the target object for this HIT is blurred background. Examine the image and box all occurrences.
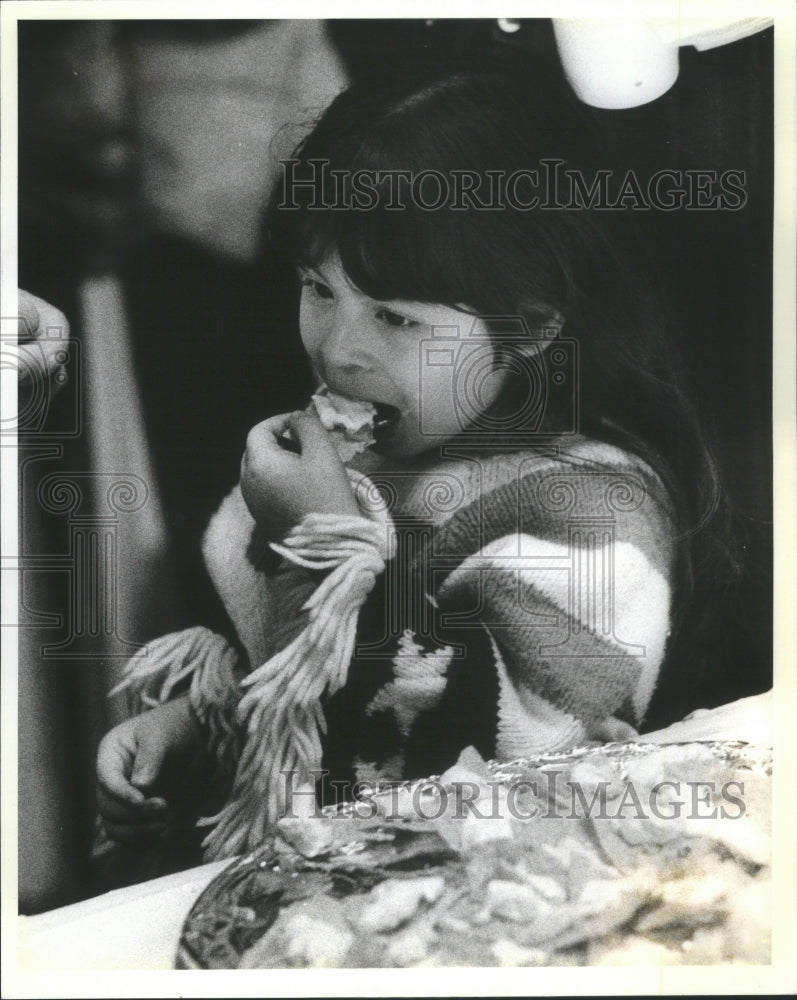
[16,18,773,913]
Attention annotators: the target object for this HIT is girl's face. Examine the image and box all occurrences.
[298,252,508,458]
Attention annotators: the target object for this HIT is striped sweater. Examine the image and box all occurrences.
[118,433,675,857]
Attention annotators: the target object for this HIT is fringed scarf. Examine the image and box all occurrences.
[112,470,396,860]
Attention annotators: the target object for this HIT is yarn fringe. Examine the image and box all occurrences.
[109,626,243,777]
[201,512,395,860]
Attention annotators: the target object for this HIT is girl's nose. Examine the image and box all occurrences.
[321,319,372,373]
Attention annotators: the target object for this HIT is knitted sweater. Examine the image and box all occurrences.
[115,434,675,858]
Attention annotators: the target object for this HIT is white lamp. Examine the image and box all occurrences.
[552,17,774,109]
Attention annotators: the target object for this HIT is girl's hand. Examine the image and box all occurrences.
[95,696,200,842]
[240,410,360,540]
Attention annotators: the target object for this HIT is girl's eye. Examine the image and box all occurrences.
[300,276,333,300]
[375,308,416,329]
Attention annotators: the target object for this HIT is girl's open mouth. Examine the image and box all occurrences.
[373,402,401,435]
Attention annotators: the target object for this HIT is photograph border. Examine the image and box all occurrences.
[2,1,795,995]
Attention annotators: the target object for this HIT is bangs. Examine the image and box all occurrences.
[284,197,487,311]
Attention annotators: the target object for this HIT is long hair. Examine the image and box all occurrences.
[265,67,740,726]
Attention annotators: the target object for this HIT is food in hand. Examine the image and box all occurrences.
[277,386,378,462]
[310,386,377,462]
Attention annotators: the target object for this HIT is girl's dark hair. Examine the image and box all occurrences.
[265,67,740,726]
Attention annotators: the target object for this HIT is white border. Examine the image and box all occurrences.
[1,1,795,996]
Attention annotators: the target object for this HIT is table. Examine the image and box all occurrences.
[17,692,772,971]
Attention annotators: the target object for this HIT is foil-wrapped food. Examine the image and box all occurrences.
[177,739,771,969]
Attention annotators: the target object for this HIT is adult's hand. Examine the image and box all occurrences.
[16,289,71,395]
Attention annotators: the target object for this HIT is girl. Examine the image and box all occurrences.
[95,69,731,868]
